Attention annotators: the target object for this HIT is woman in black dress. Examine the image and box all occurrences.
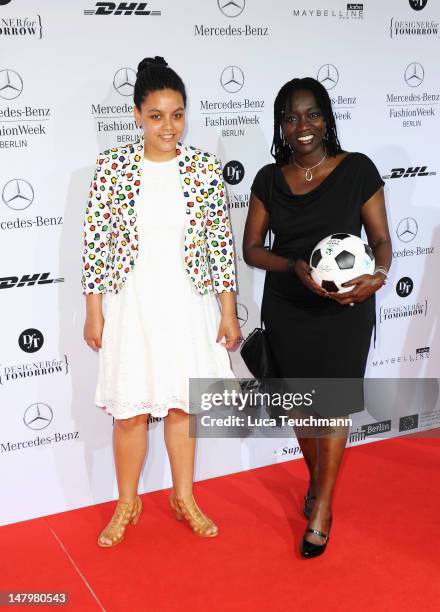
[243,78,392,558]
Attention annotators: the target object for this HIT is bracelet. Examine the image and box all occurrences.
[286,258,297,275]
[374,266,388,283]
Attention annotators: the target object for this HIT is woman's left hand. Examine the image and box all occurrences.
[217,314,242,350]
[327,272,386,305]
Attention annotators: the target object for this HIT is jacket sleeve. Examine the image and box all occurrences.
[205,156,237,293]
[81,153,113,294]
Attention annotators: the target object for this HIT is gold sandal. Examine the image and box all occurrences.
[169,492,218,538]
[97,495,142,548]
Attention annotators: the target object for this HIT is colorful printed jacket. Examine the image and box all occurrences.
[82,137,236,295]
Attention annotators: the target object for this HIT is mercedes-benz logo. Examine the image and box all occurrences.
[317,64,339,90]
[404,62,424,88]
[396,217,418,243]
[0,69,23,100]
[220,65,244,93]
[2,179,35,211]
[236,303,248,328]
[23,403,53,430]
[218,0,245,17]
[409,0,428,10]
[113,67,136,97]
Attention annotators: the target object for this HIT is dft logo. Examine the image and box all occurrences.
[223,161,245,185]
[19,329,44,354]
[218,0,245,18]
[409,0,428,10]
[220,66,244,93]
[396,277,414,297]
[84,2,161,16]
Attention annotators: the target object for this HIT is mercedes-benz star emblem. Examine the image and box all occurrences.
[404,62,424,88]
[113,68,136,97]
[2,179,35,211]
[23,403,53,430]
[218,0,245,18]
[317,64,339,90]
[236,303,248,328]
[396,217,418,243]
[0,69,23,100]
[220,66,244,93]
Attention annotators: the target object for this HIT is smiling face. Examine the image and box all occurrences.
[134,88,186,160]
[281,89,327,156]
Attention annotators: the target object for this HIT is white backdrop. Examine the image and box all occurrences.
[1,0,439,526]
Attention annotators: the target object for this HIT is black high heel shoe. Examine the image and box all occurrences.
[303,490,316,519]
[300,527,330,558]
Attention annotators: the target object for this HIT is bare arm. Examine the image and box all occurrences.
[84,294,104,351]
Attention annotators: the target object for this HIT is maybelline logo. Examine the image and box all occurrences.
[379,300,428,323]
[292,4,364,19]
[202,66,264,137]
[0,355,69,386]
[349,420,392,442]
[195,1,268,37]
[19,329,44,354]
[0,69,51,150]
[399,414,419,432]
[84,2,161,16]
[386,63,438,128]
[390,17,439,38]
[0,273,64,289]
[316,64,357,120]
[396,276,414,298]
[0,15,43,39]
[223,160,245,185]
[382,166,436,179]
[372,347,430,368]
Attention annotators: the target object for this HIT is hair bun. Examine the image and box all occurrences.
[137,56,168,75]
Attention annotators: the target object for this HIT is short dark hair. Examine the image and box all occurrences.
[134,56,187,109]
[271,77,342,165]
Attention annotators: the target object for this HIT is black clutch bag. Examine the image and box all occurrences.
[240,325,277,379]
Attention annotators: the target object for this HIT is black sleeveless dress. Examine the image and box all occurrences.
[251,153,384,414]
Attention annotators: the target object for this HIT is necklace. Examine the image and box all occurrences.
[293,150,327,182]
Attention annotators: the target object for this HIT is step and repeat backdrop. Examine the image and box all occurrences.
[1,0,439,525]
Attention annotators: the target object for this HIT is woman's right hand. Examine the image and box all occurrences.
[293,259,328,298]
[84,312,104,351]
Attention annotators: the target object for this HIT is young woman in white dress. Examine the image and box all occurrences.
[82,57,240,547]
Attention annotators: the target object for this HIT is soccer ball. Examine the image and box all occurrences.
[309,233,375,293]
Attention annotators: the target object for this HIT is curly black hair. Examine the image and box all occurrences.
[271,77,342,166]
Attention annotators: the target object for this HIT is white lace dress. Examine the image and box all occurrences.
[95,156,234,419]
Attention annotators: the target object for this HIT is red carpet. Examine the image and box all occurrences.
[1,435,439,612]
